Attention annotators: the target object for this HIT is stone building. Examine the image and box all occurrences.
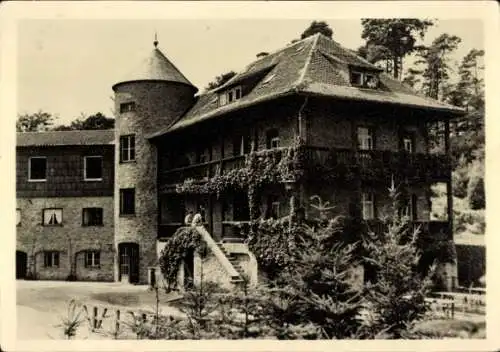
[16,33,464,289]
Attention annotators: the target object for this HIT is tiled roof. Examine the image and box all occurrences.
[146,33,465,138]
[113,47,197,92]
[16,130,115,147]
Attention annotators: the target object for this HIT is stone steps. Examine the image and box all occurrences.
[216,242,246,284]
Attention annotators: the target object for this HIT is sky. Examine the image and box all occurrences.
[17,17,484,125]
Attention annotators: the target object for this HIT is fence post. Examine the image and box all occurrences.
[93,306,98,329]
[451,302,455,319]
[115,310,121,339]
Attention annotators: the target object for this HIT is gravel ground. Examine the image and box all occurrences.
[16,280,184,340]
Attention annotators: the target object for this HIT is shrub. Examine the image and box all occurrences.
[158,226,203,291]
[467,160,485,210]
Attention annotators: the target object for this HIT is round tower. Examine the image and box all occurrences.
[112,38,197,284]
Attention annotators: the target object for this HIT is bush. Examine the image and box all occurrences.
[452,158,469,198]
[467,160,485,210]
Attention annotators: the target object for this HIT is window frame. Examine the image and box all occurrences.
[82,207,104,226]
[357,126,374,151]
[361,193,375,220]
[120,102,136,113]
[119,188,135,216]
[266,129,280,149]
[350,70,379,89]
[218,86,242,107]
[271,201,281,219]
[85,250,101,269]
[28,156,47,182]
[42,208,63,226]
[350,71,363,86]
[119,134,136,163]
[43,251,60,268]
[83,156,103,181]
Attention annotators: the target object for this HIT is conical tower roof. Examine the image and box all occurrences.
[112,39,197,92]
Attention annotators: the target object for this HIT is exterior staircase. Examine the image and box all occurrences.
[193,226,245,287]
[216,242,246,285]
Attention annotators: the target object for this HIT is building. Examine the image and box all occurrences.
[16,33,464,289]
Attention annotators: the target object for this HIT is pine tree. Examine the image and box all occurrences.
[359,183,433,339]
[258,196,364,339]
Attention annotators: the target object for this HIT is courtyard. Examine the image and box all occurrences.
[16,280,183,340]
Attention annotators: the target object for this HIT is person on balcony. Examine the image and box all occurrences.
[192,206,205,226]
[184,210,194,226]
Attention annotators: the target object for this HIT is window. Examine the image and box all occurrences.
[29,157,47,181]
[271,202,280,219]
[233,135,251,156]
[120,188,135,215]
[196,146,210,164]
[218,86,242,106]
[120,102,136,113]
[350,70,379,89]
[350,71,363,86]
[44,251,60,267]
[401,132,415,153]
[266,129,280,149]
[84,156,103,181]
[267,195,280,219]
[361,193,375,220]
[43,208,63,226]
[120,135,135,162]
[85,251,100,268]
[357,127,374,150]
[401,194,417,220]
[16,209,21,226]
[364,74,379,89]
[82,208,103,226]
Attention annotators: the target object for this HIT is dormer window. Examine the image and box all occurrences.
[350,70,379,89]
[219,86,242,106]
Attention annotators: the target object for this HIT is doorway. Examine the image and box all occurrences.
[118,243,139,284]
[184,248,195,290]
[16,251,27,279]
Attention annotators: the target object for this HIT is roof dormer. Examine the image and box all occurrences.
[218,85,242,107]
[349,69,380,89]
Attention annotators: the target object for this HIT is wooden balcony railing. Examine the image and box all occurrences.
[159,155,247,186]
[302,147,451,182]
[159,147,451,188]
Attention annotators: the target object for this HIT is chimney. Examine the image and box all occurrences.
[256,52,269,59]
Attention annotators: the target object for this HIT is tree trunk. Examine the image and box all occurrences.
[393,56,399,79]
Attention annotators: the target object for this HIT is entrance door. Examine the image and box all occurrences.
[184,249,194,290]
[16,251,27,279]
[118,243,139,284]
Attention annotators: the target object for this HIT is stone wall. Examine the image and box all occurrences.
[113,80,196,284]
[16,196,114,281]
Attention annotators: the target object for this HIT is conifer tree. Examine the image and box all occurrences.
[359,183,433,338]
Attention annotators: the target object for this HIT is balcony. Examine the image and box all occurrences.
[303,147,451,183]
[159,155,247,189]
[159,147,451,191]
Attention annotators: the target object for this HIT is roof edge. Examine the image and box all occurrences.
[297,88,467,116]
[112,79,199,92]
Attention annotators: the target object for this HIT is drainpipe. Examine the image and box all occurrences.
[297,96,309,142]
[296,96,309,218]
